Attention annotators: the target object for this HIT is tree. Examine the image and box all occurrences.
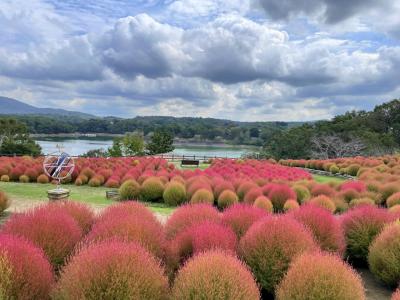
[83,148,108,157]
[146,129,175,155]
[0,118,41,156]
[108,134,145,157]
[310,134,366,159]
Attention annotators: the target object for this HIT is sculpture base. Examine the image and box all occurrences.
[47,188,70,201]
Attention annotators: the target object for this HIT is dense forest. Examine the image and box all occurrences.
[262,99,400,159]
[5,115,301,146]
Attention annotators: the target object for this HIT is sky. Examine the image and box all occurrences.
[0,0,399,121]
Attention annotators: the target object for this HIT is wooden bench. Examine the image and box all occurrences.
[181,159,200,167]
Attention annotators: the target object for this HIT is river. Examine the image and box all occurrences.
[34,137,257,158]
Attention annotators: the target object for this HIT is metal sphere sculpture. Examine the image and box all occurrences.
[43,151,75,188]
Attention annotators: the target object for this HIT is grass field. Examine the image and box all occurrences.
[313,174,346,184]
[0,182,175,215]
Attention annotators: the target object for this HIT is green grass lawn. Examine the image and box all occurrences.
[313,174,346,184]
[172,161,211,170]
[0,182,175,215]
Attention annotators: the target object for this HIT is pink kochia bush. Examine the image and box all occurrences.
[290,204,345,256]
[392,289,400,300]
[222,203,267,239]
[267,184,297,211]
[85,202,165,258]
[164,204,220,240]
[0,234,55,299]
[53,241,168,299]
[2,205,82,266]
[239,215,317,293]
[276,252,365,300]
[166,222,237,272]
[46,201,95,234]
[341,205,393,263]
[368,222,400,287]
[171,250,260,300]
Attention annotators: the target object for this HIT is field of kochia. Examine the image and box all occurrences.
[1,155,400,299]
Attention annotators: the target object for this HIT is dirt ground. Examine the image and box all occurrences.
[0,198,394,299]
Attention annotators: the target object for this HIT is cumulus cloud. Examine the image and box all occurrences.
[0,0,399,121]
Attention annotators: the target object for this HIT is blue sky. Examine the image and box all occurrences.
[0,0,399,121]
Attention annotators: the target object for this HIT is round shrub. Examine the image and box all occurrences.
[217,190,239,209]
[167,222,237,271]
[389,204,400,217]
[0,175,9,182]
[171,250,260,300]
[0,190,10,214]
[341,205,393,263]
[19,174,30,183]
[387,192,400,208]
[119,179,141,200]
[53,241,168,299]
[267,184,297,211]
[74,177,83,186]
[47,201,95,234]
[165,204,220,240]
[213,181,235,199]
[190,188,214,204]
[2,206,82,266]
[140,177,164,202]
[368,222,400,286]
[222,203,267,239]
[309,195,336,213]
[283,199,300,212]
[254,196,273,213]
[0,234,55,299]
[237,181,258,201]
[311,184,336,197]
[86,207,164,258]
[349,197,375,208]
[381,183,400,202]
[163,181,187,206]
[329,164,340,174]
[239,215,317,293]
[88,177,101,187]
[340,181,367,193]
[276,251,365,300]
[243,187,263,204]
[105,178,120,188]
[292,184,311,203]
[290,204,345,256]
[37,174,49,184]
[339,189,360,203]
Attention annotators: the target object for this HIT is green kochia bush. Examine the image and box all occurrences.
[239,215,317,294]
[53,241,168,300]
[163,181,187,206]
[368,222,400,287]
[171,250,260,300]
[217,190,239,209]
[119,179,141,200]
[140,177,164,202]
[277,252,365,300]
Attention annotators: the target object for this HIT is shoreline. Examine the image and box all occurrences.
[32,133,260,150]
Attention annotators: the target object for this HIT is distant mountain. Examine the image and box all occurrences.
[0,96,95,118]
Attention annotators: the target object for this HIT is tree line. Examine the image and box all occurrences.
[6,115,298,146]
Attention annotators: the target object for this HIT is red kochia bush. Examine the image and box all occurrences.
[340,181,367,193]
[164,204,220,240]
[368,222,400,286]
[0,234,55,299]
[290,204,345,256]
[276,252,365,300]
[243,187,263,204]
[46,201,95,234]
[2,206,82,266]
[387,192,400,208]
[190,188,214,204]
[267,184,297,211]
[86,202,164,258]
[53,241,168,299]
[222,203,267,239]
[311,184,336,197]
[341,205,393,263]
[239,215,317,293]
[171,250,260,300]
[167,222,237,271]
[392,289,400,300]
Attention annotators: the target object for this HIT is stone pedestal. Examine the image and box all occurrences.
[47,188,70,201]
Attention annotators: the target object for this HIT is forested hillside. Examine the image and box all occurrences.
[3,115,301,146]
[263,99,400,159]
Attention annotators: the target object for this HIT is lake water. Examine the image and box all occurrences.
[35,137,257,158]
